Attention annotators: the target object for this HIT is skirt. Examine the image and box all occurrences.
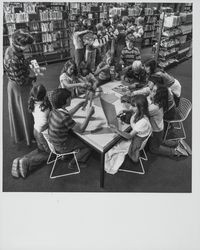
[7,79,34,145]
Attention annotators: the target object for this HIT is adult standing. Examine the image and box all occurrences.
[4,29,44,146]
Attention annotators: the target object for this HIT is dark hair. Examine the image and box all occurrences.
[144,58,157,75]
[154,85,169,112]
[149,74,164,86]
[125,68,135,79]
[130,95,150,123]
[61,59,78,76]
[12,29,34,47]
[50,88,71,109]
[28,84,51,113]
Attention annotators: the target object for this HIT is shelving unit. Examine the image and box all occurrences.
[3,2,71,64]
[157,12,192,69]
[142,8,160,47]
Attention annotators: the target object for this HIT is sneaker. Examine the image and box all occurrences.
[179,139,192,156]
[19,158,30,178]
[11,157,21,178]
[175,144,188,157]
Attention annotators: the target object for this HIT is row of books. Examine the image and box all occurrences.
[39,10,63,21]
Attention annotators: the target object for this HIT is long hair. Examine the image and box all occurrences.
[154,85,169,112]
[60,59,78,76]
[131,95,150,123]
[144,58,157,75]
[28,84,51,113]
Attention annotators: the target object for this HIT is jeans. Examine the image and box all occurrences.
[149,130,178,156]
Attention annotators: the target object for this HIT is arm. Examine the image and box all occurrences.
[60,78,86,89]
[68,100,86,116]
[73,106,95,133]
[113,127,137,140]
[132,87,151,96]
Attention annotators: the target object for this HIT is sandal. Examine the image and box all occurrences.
[11,157,21,178]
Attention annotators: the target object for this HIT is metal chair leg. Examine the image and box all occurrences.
[47,152,56,165]
[50,153,80,179]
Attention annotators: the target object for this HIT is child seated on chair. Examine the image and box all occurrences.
[11,84,52,179]
[104,95,152,175]
[48,88,95,168]
[59,59,88,98]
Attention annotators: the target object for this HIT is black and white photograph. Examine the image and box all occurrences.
[1,1,200,250]
[2,1,193,192]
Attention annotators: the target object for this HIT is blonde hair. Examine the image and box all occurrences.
[132,60,142,73]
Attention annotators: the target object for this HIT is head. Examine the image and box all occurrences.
[74,24,81,32]
[96,23,104,36]
[132,60,142,74]
[130,95,150,122]
[125,34,135,49]
[50,88,72,109]
[28,84,51,112]
[122,16,129,26]
[121,94,131,110]
[12,29,34,51]
[144,58,157,75]
[61,60,77,76]
[116,23,125,34]
[137,17,145,26]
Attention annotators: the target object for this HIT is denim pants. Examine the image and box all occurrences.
[149,130,178,156]
[23,129,50,171]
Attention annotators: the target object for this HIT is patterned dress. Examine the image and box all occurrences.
[4,45,34,145]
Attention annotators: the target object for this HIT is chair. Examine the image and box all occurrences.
[164,98,192,142]
[119,132,152,175]
[42,132,80,179]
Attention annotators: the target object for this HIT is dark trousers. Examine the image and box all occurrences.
[149,130,178,157]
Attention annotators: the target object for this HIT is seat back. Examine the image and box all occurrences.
[139,132,152,152]
[176,97,192,121]
[42,132,57,155]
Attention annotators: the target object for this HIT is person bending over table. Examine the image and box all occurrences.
[48,88,95,169]
[104,95,152,175]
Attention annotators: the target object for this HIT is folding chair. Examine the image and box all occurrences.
[164,98,192,142]
[42,132,80,179]
[119,132,152,175]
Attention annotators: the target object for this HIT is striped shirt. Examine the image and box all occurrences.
[121,46,141,67]
[48,108,76,145]
[4,46,30,85]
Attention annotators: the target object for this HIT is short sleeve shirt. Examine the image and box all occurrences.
[130,114,152,137]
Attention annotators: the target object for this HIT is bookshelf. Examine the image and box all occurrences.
[3,2,71,64]
[157,12,192,69]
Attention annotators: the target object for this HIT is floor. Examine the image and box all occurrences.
[2,48,192,192]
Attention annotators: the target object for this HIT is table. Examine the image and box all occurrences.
[68,81,131,188]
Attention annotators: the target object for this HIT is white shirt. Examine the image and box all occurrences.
[32,101,50,133]
[130,114,152,137]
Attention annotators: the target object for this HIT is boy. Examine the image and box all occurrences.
[48,88,95,168]
[120,34,141,71]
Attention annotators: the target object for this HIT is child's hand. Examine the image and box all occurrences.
[34,67,46,76]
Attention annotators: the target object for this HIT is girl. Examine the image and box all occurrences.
[148,83,189,157]
[144,58,182,107]
[105,95,152,175]
[59,59,88,97]
[11,84,52,178]
[94,50,113,86]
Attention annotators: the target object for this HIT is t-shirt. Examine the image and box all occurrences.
[59,73,78,97]
[48,108,76,146]
[148,103,164,132]
[130,114,152,137]
[32,101,50,133]
[121,46,141,67]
